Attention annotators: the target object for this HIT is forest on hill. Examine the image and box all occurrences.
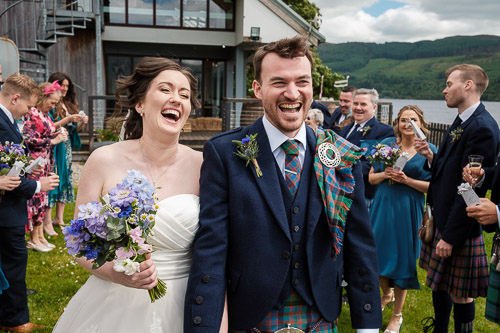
[317,35,500,100]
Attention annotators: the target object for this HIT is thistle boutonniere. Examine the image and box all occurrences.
[361,125,371,136]
[450,127,463,143]
[232,133,263,177]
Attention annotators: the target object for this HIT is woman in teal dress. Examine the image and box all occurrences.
[43,73,88,236]
[368,105,437,333]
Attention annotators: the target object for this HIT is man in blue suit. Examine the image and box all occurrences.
[330,86,357,134]
[185,36,382,332]
[340,89,393,208]
[0,74,59,332]
[415,64,500,333]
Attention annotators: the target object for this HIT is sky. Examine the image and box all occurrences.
[313,0,500,44]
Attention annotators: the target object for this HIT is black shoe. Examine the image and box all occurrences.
[26,289,37,295]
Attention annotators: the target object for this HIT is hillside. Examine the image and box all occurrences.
[317,35,500,100]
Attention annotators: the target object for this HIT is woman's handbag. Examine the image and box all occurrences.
[419,205,434,245]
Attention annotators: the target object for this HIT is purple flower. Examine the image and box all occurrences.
[118,205,132,218]
[241,137,251,145]
[84,244,101,260]
[63,219,87,256]
[109,184,136,208]
[77,201,102,220]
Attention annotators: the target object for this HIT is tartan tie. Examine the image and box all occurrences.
[281,140,301,196]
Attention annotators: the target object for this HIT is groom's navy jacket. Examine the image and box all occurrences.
[185,117,382,331]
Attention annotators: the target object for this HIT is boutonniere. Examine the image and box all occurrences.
[450,127,463,143]
[232,133,263,177]
[361,125,371,136]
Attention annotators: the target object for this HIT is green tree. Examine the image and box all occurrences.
[282,0,321,26]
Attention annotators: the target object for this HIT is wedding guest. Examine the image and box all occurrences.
[340,88,394,210]
[368,105,436,333]
[415,64,500,333]
[23,81,68,252]
[53,57,203,332]
[462,158,500,324]
[305,108,323,131]
[330,86,357,133]
[0,73,59,333]
[44,72,87,236]
[185,35,381,332]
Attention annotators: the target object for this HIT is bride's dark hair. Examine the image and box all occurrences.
[115,57,201,140]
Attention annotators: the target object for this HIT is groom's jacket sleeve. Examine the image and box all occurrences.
[184,138,229,332]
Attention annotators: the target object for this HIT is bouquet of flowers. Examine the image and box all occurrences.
[367,142,402,168]
[0,141,32,175]
[63,170,167,302]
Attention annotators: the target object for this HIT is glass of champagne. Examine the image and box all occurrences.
[468,155,484,183]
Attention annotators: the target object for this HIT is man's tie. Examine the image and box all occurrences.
[281,140,301,196]
[347,123,360,139]
[449,116,462,131]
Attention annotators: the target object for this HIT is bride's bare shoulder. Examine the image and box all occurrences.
[180,144,203,167]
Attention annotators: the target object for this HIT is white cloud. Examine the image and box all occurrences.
[313,0,500,43]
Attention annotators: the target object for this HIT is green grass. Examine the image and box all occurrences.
[23,200,498,332]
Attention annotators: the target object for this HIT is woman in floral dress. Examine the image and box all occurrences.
[43,73,87,236]
[23,81,68,252]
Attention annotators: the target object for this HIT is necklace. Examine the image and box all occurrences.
[138,139,175,188]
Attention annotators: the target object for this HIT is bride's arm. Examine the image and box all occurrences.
[73,146,158,290]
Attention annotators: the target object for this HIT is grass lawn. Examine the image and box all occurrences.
[23,201,498,332]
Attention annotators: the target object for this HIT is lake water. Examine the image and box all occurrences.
[380,99,500,125]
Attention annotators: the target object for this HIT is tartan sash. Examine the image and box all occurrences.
[313,128,364,259]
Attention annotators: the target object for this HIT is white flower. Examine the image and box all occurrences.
[113,258,140,276]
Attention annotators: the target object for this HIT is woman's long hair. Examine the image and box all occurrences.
[114,57,201,140]
[48,72,79,119]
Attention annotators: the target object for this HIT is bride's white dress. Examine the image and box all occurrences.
[53,194,199,333]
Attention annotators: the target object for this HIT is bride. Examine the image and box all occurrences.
[54,57,204,332]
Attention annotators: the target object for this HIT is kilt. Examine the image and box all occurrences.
[230,292,337,333]
[418,230,489,298]
[486,264,500,324]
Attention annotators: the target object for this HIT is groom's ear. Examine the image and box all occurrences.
[252,80,263,99]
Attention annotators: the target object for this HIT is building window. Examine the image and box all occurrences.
[103,0,234,30]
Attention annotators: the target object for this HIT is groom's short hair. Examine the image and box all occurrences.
[253,35,313,83]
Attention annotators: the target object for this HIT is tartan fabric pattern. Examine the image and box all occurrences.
[281,140,301,196]
[230,292,336,333]
[313,129,364,259]
[419,230,489,298]
[486,264,500,324]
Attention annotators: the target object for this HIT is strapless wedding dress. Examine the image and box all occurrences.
[53,194,199,333]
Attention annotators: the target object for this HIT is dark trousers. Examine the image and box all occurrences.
[0,226,29,326]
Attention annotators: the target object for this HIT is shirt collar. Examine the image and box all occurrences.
[355,117,372,129]
[458,102,480,123]
[262,115,308,153]
[0,103,14,124]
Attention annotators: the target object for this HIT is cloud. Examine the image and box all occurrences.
[313,0,500,43]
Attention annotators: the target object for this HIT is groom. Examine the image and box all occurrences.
[185,36,382,332]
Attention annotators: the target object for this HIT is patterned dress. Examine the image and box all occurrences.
[48,110,75,206]
[23,107,55,227]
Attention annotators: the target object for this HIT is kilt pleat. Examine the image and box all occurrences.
[230,292,336,333]
[418,231,489,298]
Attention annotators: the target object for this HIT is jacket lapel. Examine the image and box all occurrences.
[433,105,483,178]
[0,110,22,143]
[248,118,291,241]
[304,128,324,240]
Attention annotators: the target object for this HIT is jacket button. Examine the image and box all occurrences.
[293,279,300,286]
[362,284,371,292]
[193,316,202,325]
[293,225,300,232]
[294,244,300,251]
[294,262,300,269]
[364,304,372,312]
[202,275,211,283]
[195,296,204,304]
[282,251,291,259]
[359,267,368,275]
[293,206,300,214]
